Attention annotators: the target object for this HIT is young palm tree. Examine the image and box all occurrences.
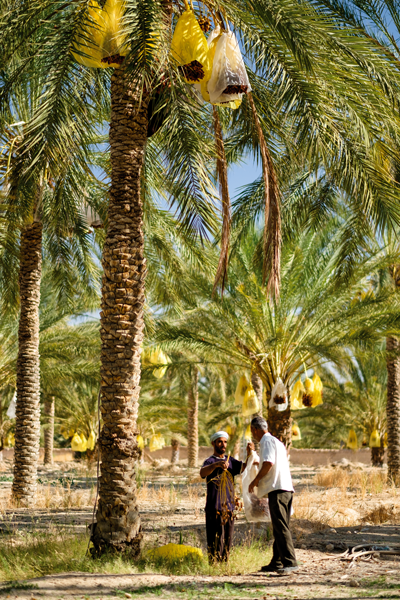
[0,67,102,504]
[156,225,400,447]
[295,349,387,465]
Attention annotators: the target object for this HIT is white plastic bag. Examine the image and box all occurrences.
[207,29,251,105]
[269,377,288,412]
[241,450,270,522]
[6,394,16,419]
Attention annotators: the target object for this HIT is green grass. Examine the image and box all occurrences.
[0,530,271,582]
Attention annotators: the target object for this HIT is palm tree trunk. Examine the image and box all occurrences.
[43,397,55,465]
[386,336,400,485]
[187,367,199,469]
[251,372,263,453]
[12,222,42,505]
[371,443,385,467]
[91,66,149,556]
[251,372,263,416]
[171,438,180,464]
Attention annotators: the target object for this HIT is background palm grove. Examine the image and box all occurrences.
[1,0,400,562]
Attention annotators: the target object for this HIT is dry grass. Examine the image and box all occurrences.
[0,484,94,510]
[293,467,400,528]
[137,483,179,505]
[364,504,399,524]
[293,487,361,528]
[314,467,389,496]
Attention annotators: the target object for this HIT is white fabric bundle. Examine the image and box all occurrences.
[207,29,251,105]
[269,378,289,412]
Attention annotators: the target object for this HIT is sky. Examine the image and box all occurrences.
[228,156,260,198]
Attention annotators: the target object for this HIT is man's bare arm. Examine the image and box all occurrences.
[248,461,273,493]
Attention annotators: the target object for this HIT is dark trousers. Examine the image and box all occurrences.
[268,490,297,568]
[206,511,234,563]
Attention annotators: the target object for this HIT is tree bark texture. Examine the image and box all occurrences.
[171,438,180,464]
[187,368,199,469]
[371,444,385,467]
[251,372,263,452]
[91,67,149,556]
[43,397,55,465]
[12,222,42,505]
[251,372,263,417]
[386,336,400,485]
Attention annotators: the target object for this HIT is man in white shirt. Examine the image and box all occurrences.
[248,416,298,575]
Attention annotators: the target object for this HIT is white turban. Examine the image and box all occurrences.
[210,431,229,443]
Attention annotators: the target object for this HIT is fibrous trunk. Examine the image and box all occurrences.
[171,438,180,464]
[187,367,199,468]
[251,372,263,417]
[386,336,400,485]
[43,397,55,465]
[12,222,42,505]
[91,66,148,556]
[371,444,385,467]
[251,372,263,453]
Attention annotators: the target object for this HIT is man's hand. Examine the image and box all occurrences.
[248,477,258,494]
[217,458,229,470]
[246,441,255,456]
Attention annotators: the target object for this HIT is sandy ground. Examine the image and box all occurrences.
[0,459,399,598]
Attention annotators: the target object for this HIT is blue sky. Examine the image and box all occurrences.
[228,156,260,198]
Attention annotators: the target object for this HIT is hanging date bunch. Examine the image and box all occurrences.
[72,0,128,68]
[198,15,212,32]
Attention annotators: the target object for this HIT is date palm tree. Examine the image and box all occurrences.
[319,0,400,487]
[4,0,400,552]
[295,348,387,465]
[156,223,400,448]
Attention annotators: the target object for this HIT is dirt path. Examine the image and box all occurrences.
[2,549,400,599]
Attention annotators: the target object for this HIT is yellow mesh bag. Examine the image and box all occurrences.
[311,373,323,407]
[171,10,210,83]
[302,377,314,407]
[137,435,145,450]
[87,430,96,451]
[149,433,165,452]
[369,430,381,448]
[5,432,14,447]
[244,424,252,440]
[80,434,88,452]
[72,0,128,69]
[242,387,259,417]
[235,374,250,406]
[290,379,305,410]
[71,433,84,451]
[149,348,170,379]
[148,543,203,560]
[384,432,388,448]
[60,426,70,440]
[292,424,301,441]
[347,429,358,450]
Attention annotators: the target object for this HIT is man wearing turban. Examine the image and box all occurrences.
[200,430,254,563]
